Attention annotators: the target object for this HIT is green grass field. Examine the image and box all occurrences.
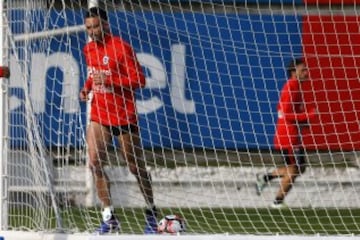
[9,207,360,234]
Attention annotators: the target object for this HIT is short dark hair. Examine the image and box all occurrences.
[85,7,108,22]
[287,58,305,78]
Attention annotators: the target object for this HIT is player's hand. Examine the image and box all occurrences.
[302,107,317,127]
[79,88,89,101]
[93,72,106,85]
[1,66,10,78]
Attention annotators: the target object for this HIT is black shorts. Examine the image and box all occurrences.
[106,124,138,137]
[281,148,305,168]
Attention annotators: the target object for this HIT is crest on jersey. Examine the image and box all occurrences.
[102,56,109,65]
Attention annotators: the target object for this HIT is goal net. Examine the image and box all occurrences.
[2,0,360,238]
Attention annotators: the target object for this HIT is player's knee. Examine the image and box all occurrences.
[288,165,299,178]
[290,165,305,178]
[89,162,104,177]
[128,162,147,178]
[88,150,102,164]
[128,163,140,176]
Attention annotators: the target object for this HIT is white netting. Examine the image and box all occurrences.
[2,0,360,237]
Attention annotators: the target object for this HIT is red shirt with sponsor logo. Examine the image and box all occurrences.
[274,77,314,150]
[82,35,145,126]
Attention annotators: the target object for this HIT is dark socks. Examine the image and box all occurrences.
[264,174,275,182]
[274,197,284,205]
[146,206,157,218]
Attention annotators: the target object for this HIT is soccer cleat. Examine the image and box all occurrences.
[270,202,288,209]
[256,173,267,195]
[144,207,158,234]
[95,216,120,234]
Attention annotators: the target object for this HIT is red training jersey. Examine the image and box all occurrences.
[274,77,314,150]
[0,67,6,77]
[82,35,145,126]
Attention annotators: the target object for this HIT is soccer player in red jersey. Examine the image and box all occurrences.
[256,58,316,208]
[79,7,157,233]
[0,66,10,78]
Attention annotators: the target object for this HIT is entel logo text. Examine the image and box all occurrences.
[9,43,195,115]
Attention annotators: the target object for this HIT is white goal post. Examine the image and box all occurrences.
[1,0,360,239]
[0,0,7,231]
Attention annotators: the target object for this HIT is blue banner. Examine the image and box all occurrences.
[9,10,302,149]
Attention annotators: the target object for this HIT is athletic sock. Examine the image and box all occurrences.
[264,174,275,182]
[102,206,115,222]
[274,197,284,205]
